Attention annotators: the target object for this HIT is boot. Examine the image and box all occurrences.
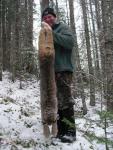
[57,109,66,137]
[57,107,76,143]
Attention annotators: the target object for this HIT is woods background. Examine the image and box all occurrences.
[0,0,113,113]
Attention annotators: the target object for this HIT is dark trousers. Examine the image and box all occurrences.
[55,72,76,136]
[55,71,74,110]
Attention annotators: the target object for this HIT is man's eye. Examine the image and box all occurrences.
[43,17,47,20]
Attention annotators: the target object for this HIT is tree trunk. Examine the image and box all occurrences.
[10,0,19,81]
[66,0,70,25]
[10,23,16,82]
[55,0,59,21]
[80,0,95,106]
[15,0,20,74]
[40,0,49,13]
[28,0,33,47]
[0,0,3,80]
[94,0,105,96]
[2,0,7,70]
[69,0,87,114]
[101,0,113,112]
[89,0,100,78]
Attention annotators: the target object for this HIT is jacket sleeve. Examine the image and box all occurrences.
[53,24,74,50]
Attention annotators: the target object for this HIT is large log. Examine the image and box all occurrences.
[38,24,58,138]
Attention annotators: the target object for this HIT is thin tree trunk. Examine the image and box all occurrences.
[40,0,49,13]
[28,0,33,47]
[66,0,70,25]
[69,0,87,114]
[49,0,54,8]
[0,0,3,80]
[15,0,20,73]
[94,0,105,106]
[80,0,95,106]
[89,0,100,78]
[55,0,59,21]
[86,4,96,77]
[25,0,28,47]
[10,23,16,82]
[2,0,7,70]
[6,1,12,72]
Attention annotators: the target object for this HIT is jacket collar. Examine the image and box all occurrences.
[52,22,60,30]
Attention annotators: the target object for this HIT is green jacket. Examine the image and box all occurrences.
[52,22,74,72]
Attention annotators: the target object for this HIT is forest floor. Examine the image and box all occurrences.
[0,72,113,150]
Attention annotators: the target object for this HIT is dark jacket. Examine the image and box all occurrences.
[52,22,74,72]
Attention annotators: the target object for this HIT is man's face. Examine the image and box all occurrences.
[42,14,56,27]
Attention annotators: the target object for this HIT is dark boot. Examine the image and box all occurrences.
[57,107,76,143]
[57,109,66,137]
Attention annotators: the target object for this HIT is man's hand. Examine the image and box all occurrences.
[41,21,52,31]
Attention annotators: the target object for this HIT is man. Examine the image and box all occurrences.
[42,7,76,143]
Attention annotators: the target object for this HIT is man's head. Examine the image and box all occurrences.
[42,7,57,27]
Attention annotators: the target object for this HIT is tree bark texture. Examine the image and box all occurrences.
[0,0,3,80]
[40,0,49,13]
[89,0,100,78]
[80,0,95,106]
[101,0,113,112]
[68,0,87,114]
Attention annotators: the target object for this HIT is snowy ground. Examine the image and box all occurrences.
[0,72,113,150]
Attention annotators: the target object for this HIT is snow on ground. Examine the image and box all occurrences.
[0,72,113,150]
